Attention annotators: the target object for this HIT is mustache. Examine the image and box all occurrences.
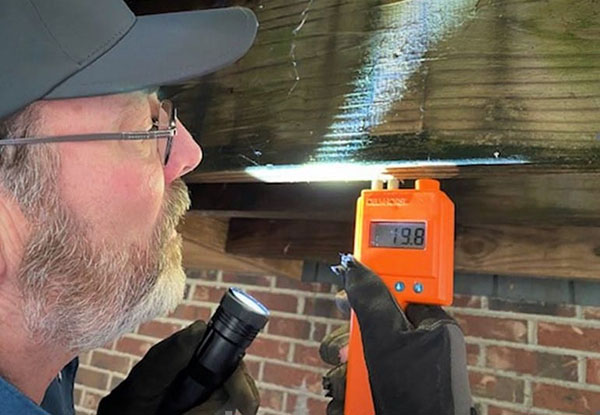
[158,178,191,240]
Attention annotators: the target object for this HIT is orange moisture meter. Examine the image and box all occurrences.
[344,178,455,415]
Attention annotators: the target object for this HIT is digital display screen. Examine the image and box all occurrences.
[370,222,426,249]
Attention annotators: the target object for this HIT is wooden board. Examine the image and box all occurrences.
[146,0,600,182]
[224,218,600,279]
[454,224,600,279]
[187,173,600,280]
[227,218,354,263]
[188,173,600,227]
[180,214,303,278]
[129,0,600,280]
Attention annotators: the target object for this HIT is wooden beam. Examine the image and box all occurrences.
[454,224,600,279]
[161,0,600,182]
[227,218,354,263]
[180,214,303,279]
[188,173,600,227]
[225,218,600,280]
[187,163,600,184]
[188,182,364,221]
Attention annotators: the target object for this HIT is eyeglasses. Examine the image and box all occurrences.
[0,99,177,166]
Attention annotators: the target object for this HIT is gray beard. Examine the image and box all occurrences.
[17,177,190,352]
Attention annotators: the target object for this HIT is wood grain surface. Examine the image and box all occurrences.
[224,218,600,279]
[144,0,600,181]
[188,173,600,227]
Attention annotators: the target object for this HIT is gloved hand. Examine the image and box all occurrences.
[97,321,260,415]
[321,255,475,415]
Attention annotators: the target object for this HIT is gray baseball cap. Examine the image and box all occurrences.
[0,0,258,119]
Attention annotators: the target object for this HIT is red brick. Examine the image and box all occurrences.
[293,344,330,369]
[267,316,311,339]
[486,346,578,381]
[168,303,212,322]
[489,299,576,317]
[192,285,226,303]
[246,290,298,313]
[75,367,109,391]
[488,406,530,415]
[587,358,600,385]
[137,321,181,339]
[248,337,291,361]
[186,269,218,281]
[286,394,329,414]
[453,313,528,343]
[114,336,155,357]
[244,360,261,380]
[259,388,285,411]
[584,306,600,320]
[222,273,273,287]
[275,276,314,291]
[275,277,332,293]
[453,294,482,309]
[533,382,600,413]
[469,371,524,403]
[304,297,345,319]
[263,362,323,394]
[80,390,104,411]
[466,343,480,366]
[311,323,328,342]
[538,322,600,352]
[90,351,130,375]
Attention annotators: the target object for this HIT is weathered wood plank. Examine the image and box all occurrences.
[454,224,600,279]
[227,218,354,262]
[224,218,600,279]
[188,173,600,227]
[187,163,599,184]
[188,182,363,221]
[149,0,600,182]
[180,214,303,278]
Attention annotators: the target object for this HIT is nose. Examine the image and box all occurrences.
[163,120,202,184]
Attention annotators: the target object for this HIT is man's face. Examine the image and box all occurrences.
[14,92,202,351]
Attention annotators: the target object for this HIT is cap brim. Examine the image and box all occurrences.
[45,7,258,99]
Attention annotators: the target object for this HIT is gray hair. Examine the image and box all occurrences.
[0,103,59,216]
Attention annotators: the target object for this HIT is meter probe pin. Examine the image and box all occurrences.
[371,179,384,190]
[387,178,400,189]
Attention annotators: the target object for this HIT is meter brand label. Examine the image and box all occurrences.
[366,197,408,206]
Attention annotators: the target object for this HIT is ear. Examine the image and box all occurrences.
[0,187,29,282]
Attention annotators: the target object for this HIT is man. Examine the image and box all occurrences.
[1,1,259,414]
[1,1,475,414]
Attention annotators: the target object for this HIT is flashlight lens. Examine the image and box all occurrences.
[230,287,270,316]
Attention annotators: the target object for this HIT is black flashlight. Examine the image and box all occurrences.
[157,287,270,415]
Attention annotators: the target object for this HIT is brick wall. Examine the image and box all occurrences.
[73,269,600,415]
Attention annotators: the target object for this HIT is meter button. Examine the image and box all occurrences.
[413,282,424,294]
[394,282,405,292]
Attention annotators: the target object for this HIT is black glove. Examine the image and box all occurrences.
[97,321,260,415]
[322,255,475,415]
